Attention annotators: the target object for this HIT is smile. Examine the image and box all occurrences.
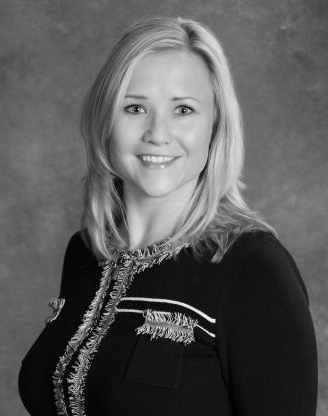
[137,154,180,169]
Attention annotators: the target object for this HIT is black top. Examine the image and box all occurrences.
[18,230,318,415]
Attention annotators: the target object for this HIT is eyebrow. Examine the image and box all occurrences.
[124,94,201,103]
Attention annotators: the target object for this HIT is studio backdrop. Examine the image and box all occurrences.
[0,1,327,415]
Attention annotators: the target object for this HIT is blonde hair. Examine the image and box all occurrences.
[80,14,278,262]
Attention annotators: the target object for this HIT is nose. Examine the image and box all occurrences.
[143,113,171,145]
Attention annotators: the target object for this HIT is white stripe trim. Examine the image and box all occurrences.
[196,324,215,338]
[116,308,216,338]
[119,297,216,323]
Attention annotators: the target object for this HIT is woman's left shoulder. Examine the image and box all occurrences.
[232,230,280,259]
[234,230,296,268]
[233,230,310,306]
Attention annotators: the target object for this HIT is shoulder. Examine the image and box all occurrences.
[229,229,279,261]
[62,228,96,269]
[226,230,310,307]
[58,229,98,299]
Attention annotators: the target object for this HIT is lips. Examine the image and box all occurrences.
[137,154,180,169]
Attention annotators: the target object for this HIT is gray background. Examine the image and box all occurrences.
[1,0,327,415]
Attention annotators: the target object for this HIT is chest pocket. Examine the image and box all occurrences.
[124,309,198,389]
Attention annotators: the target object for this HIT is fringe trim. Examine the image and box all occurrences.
[52,261,115,416]
[53,240,190,416]
[45,298,65,324]
[136,309,198,346]
[66,260,134,416]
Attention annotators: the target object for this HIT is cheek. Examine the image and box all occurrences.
[184,126,211,163]
[109,130,129,159]
[110,120,137,154]
[196,143,210,171]
[108,137,125,174]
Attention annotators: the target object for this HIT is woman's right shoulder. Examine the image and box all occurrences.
[59,229,98,299]
[63,228,96,268]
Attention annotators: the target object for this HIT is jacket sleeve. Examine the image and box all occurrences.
[215,237,318,416]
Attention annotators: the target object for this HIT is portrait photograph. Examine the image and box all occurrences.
[0,1,327,415]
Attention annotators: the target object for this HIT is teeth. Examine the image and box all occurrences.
[140,155,175,163]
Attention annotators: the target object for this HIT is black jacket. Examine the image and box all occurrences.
[18,230,318,415]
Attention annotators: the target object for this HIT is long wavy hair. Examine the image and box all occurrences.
[80,14,278,263]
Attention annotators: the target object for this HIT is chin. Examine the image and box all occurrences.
[142,188,175,199]
[137,182,178,198]
[130,175,171,196]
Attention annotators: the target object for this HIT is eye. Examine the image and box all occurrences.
[124,104,146,115]
[177,104,195,115]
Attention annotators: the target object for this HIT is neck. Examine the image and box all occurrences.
[121,181,197,250]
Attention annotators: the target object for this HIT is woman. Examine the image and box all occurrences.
[18,15,318,415]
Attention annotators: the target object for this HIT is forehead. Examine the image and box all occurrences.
[126,50,213,100]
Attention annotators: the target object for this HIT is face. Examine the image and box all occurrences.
[110,50,215,201]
